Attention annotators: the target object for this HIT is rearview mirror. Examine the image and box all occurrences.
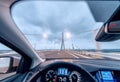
[105,21,120,34]
[95,6,120,42]
[0,57,12,73]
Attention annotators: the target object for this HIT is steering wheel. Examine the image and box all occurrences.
[28,61,96,82]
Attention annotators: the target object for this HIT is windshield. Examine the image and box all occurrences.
[11,1,120,60]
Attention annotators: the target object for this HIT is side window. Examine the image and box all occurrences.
[0,43,21,80]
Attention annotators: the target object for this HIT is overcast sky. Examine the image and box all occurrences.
[2,1,118,50]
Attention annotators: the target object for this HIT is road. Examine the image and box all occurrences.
[36,50,113,60]
[0,50,119,61]
[1,49,120,59]
[0,50,120,80]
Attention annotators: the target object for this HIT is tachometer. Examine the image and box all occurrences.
[45,70,57,82]
[69,71,81,82]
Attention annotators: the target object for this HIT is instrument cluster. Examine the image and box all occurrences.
[44,68,82,82]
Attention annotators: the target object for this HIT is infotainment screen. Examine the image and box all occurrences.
[101,71,114,80]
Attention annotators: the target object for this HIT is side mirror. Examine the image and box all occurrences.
[105,21,120,34]
[0,56,13,74]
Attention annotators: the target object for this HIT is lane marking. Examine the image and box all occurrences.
[65,51,79,58]
[73,51,91,59]
[67,51,91,59]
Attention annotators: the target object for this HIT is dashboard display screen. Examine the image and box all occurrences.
[57,68,68,75]
[101,71,113,80]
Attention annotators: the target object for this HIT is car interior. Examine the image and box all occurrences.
[0,0,120,82]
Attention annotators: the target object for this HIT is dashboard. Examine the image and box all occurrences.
[39,68,118,82]
[28,60,120,82]
[32,62,96,82]
[41,68,82,82]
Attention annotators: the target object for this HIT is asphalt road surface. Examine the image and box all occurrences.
[37,50,109,59]
[0,50,120,80]
[0,50,119,60]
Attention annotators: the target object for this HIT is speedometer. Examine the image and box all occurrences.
[45,70,57,82]
[69,71,81,82]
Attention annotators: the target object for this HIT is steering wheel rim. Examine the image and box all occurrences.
[28,61,96,82]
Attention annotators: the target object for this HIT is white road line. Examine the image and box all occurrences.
[68,51,91,59]
[66,51,79,58]
[73,51,91,59]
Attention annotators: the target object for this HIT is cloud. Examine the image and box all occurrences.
[11,1,120,50]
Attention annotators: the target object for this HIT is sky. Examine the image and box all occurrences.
[3,0,119,50]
